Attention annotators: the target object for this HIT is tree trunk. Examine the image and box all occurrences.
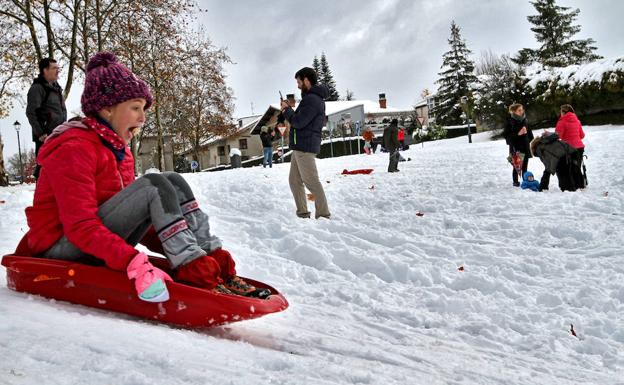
[62,0,81,99]
[43,0,54,58]
[95,0,102,51]
[23,0,43,61]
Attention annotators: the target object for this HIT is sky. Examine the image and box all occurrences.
[1,0,623,161]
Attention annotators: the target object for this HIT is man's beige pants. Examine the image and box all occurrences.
[289,150,330,219]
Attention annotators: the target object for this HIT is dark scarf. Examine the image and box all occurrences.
[84,116,127,161]
[511,113,526,122]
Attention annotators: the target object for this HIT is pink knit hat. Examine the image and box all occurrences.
[81,52,153,116]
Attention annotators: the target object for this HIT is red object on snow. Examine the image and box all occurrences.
[0,200,5,204]
[416,211,424,217]
[1,238,288,328]
[341,169,374,175]
[458,266,464,272]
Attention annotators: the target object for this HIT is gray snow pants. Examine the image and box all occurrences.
[43,172,221,269]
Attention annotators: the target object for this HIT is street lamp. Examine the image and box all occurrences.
[13,121,24,184]
[460,96,473,144]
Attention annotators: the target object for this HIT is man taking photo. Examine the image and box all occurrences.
[280,67,331,219]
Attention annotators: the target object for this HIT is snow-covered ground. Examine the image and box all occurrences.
[1,125,622,385]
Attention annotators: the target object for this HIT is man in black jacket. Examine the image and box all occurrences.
[26,58,67,179]
[280,67,330,219]
[383,119,400,172]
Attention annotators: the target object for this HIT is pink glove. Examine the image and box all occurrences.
[126,252,173,303]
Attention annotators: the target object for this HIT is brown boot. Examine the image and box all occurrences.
[224,276,271,299]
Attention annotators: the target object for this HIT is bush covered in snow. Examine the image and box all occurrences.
[474,55,624,131]
[525,56,624,124]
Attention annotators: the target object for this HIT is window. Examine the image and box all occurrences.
[218,146,225,156]
[239,138,248,149]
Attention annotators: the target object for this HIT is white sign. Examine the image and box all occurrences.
[190,160,199,170]
[278,126,286,135]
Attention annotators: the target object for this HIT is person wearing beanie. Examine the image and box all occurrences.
[24,52,269,303]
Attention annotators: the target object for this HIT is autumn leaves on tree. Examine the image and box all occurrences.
[0,1,234,171]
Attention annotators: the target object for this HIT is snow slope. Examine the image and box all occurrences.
[1,126,623,385]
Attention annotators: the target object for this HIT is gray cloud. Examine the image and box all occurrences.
[196,0,623,115]
[2,0,622,157]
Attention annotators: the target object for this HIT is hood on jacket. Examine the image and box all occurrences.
[38,120,99,164]
[559,111,580,125]
[304,84,330,100]
[523,171,534,181]
[530,132,560,157]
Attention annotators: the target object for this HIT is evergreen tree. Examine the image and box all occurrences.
[319,52,340,101]
[433,21,478,126]
[312,55,321,78]
[514,0,601,67]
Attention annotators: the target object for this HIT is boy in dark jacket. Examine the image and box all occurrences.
[280,67,331,219]
[503,103,533,186]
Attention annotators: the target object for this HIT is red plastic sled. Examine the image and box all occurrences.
[342,168,374,175]
[1,238,288,328]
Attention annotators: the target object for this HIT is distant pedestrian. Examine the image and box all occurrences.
[260,125,275,168]
[280,67,331,219]
[555,104,586,189]
[362,127,374,155]
[398,126,405,149]
[26,58,67,179]
[383,119,400,172]
[503,103,533,187]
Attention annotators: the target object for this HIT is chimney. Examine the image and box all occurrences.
[379,93,387,109]
[287,93,296,107]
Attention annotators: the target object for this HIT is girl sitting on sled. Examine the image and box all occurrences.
[25,52,269,302]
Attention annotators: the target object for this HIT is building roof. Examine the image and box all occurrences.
[251,99,412,134]
[180,115,262,155]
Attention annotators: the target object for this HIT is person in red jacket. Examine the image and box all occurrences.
[555,104,586,189]
[397,126,405,149]
[25,52,269,302]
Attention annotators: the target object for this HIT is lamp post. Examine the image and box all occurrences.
[460,96,473,144]
[14,121,24,184]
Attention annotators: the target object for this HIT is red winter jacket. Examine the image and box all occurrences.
[397,128,405,141]
[25,120,138,270]
[555,112,585,149]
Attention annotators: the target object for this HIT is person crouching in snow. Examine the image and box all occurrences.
[24,52,270,303]
[521,171,539,191]
[530,132,578,192]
